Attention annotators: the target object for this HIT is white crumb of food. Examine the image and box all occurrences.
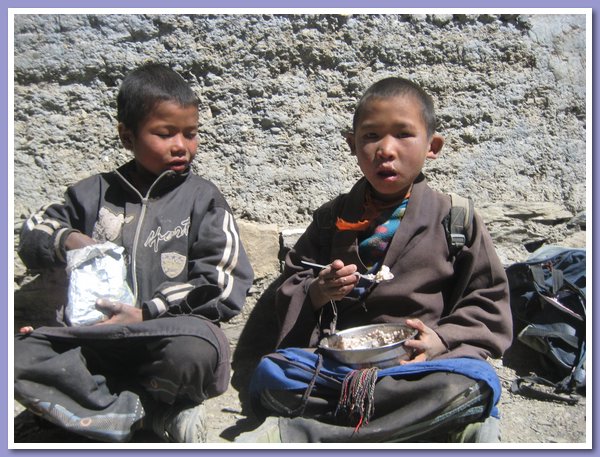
[375,265,394,281]
[363,265,394,283]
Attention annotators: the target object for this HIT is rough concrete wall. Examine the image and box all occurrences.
[13,13,587,272]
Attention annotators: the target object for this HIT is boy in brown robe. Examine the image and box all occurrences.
[237,77,512,443]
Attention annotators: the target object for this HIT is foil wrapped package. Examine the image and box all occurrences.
[66,241,135,326]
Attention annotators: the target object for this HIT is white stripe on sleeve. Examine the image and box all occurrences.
[216,211,240,300]
[222,213,240,299]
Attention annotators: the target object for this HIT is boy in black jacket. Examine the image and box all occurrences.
[15,63,254,443]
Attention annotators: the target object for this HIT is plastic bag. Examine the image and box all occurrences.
[66,241,135,326]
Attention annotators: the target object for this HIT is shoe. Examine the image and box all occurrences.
[152,403,208,443]
[450,416,501,443]
[234,416,281,443]
[22,391,144,443]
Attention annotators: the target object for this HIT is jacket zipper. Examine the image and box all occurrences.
[114,170,173,305]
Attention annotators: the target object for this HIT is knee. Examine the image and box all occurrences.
[143,336,220,404]
[158,336,218,374]
[13,336,30,378]
[13,334,50,377]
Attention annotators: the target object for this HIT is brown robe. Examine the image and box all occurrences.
[276,174,513,361]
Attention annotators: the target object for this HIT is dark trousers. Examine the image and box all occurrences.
[14,316,224,442]
[259,371,492,442]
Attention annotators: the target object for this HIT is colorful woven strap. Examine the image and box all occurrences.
[335,367,379,433]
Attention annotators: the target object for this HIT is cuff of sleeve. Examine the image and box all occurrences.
[432,327,452,352]
[142,297,168,320]
[54,228,81,263]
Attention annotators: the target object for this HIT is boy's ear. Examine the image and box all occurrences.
[346,131,357,156]
[118,123,134,151]
[426,134,444,159]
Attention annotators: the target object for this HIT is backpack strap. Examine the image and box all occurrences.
[446,193,475,257]
[510,376,580,405]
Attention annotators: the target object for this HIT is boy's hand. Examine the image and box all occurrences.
[64,232,98,251]
[94,299,143,325]
[400,318,447,364]
[308,259,359,309]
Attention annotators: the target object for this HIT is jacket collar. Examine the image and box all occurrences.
[379,173,431,269]
[114,160,190,199]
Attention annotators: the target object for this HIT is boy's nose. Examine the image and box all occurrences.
[170,134,186,154]
[376,136,397,159]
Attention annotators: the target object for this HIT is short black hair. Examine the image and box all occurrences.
[117,63,199,134]
[352,77,436,137]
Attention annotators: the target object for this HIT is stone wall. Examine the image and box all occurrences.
[13,12,587,282]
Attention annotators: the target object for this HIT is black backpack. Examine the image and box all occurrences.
[505,245,586,404]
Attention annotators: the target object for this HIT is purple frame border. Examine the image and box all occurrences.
[3,2,595,455]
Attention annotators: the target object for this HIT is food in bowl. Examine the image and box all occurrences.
[326,326,411,350]
[318,323,418,368]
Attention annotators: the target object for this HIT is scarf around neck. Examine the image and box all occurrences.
[335,185,412,271]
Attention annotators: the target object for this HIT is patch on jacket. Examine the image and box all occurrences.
[161,252,187,278]
[92,207,133,241]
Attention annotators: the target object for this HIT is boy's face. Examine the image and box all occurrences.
[347,95,443,201]
[119,101,199,176]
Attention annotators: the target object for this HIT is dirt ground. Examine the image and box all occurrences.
[12,277,587,447]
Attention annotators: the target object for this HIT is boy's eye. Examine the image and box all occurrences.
[364,132,379,140]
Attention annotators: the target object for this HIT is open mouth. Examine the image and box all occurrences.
[377,168,397,179]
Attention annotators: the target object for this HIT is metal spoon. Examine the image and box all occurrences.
[300,260,392,283]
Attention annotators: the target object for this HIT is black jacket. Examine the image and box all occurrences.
[19,160,254,323]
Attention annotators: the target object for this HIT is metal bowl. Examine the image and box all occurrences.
[318,323,418,368]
